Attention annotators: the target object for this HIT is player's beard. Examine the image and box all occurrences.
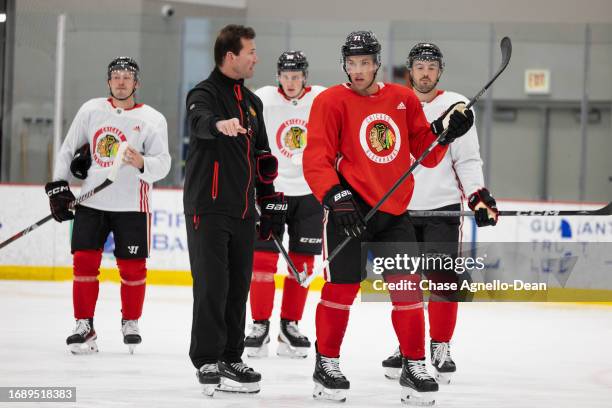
[413,79,437,94]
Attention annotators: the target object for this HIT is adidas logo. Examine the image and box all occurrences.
[133,125,141,132]
[397,102,406,110]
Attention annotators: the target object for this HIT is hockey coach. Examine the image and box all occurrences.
[183,24,287,394]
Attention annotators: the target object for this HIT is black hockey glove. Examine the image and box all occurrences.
[431,102,475,145]
[70,143,92,180]
[45,180,76,222]
[323,185,366,238]
[256,152,278,184]
[257,192,288,240]
[468,188,499,227]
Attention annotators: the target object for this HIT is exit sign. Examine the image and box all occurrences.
[525,69,551,95]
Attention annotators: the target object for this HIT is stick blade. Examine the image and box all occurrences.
[594,202,612,216]
[500,36,512,68]
[107,141,128,182]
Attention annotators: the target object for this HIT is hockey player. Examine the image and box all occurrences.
[245,51,326,359]
[381,43,498,385]
[302,31,474,405]
[184,25,287,396]
[45,56,171,355]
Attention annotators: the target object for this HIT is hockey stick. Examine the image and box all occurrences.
[254,205,309,284]
[301,37,513,288]
[0,142,128,250]
[409,202,612,217]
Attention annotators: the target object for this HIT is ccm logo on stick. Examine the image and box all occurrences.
[516,210,560,216]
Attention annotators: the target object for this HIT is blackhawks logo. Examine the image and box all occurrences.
[359,113,401,163]
[93,126,128,167]
[369,123,396,152]
[276,118,308,158]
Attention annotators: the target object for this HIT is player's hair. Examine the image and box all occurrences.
[214,24,256,67]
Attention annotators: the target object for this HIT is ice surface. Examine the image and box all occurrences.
[1,281,611,408]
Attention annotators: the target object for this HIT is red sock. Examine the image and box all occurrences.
[428,301,458,342]
[117,258,147,320]
[280,252,314,321]
[73,250,102,319]
[315,282,360,357]
[250,251,279,321]
[386,273,425,359]
[392,301,425,360]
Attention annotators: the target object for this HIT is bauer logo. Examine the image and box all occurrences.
[333,190,352,202]
[265,203,288,211]
[359,113,401,164]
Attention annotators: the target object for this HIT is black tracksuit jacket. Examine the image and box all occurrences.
[184,67,278,366]
[184,67,274,219]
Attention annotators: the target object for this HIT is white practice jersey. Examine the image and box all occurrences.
[53,97,171,212]
[255,85,326,196]
[409,90,484,210]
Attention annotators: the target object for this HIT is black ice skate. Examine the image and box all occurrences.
[312,351,350,402]
[277,319,311,359]
[121,319,142,354]
[400,358,439,406]
[244,320,270,358]
[217,360,261,393]
[197,363,221,397]
[430,340,456,385]
[382,346,402,380]
[66,318,98,355]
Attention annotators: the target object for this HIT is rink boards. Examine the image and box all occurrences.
[0,185,610,298]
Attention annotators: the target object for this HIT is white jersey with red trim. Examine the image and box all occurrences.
[52,97,171,212]
[408,90,485,210]
[254,85,326,196]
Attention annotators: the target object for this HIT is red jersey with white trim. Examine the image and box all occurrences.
[409,90,484,210]
[53,98,171,212]
[303,82,448,216]
[254,85,326,196]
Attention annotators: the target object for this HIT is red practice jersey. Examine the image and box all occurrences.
[303,82,447,216]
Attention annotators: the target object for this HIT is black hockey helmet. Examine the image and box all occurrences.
[107,56,140,81]
[342,30,381,62]
[277,50,309,75]
[407,43,444,70]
